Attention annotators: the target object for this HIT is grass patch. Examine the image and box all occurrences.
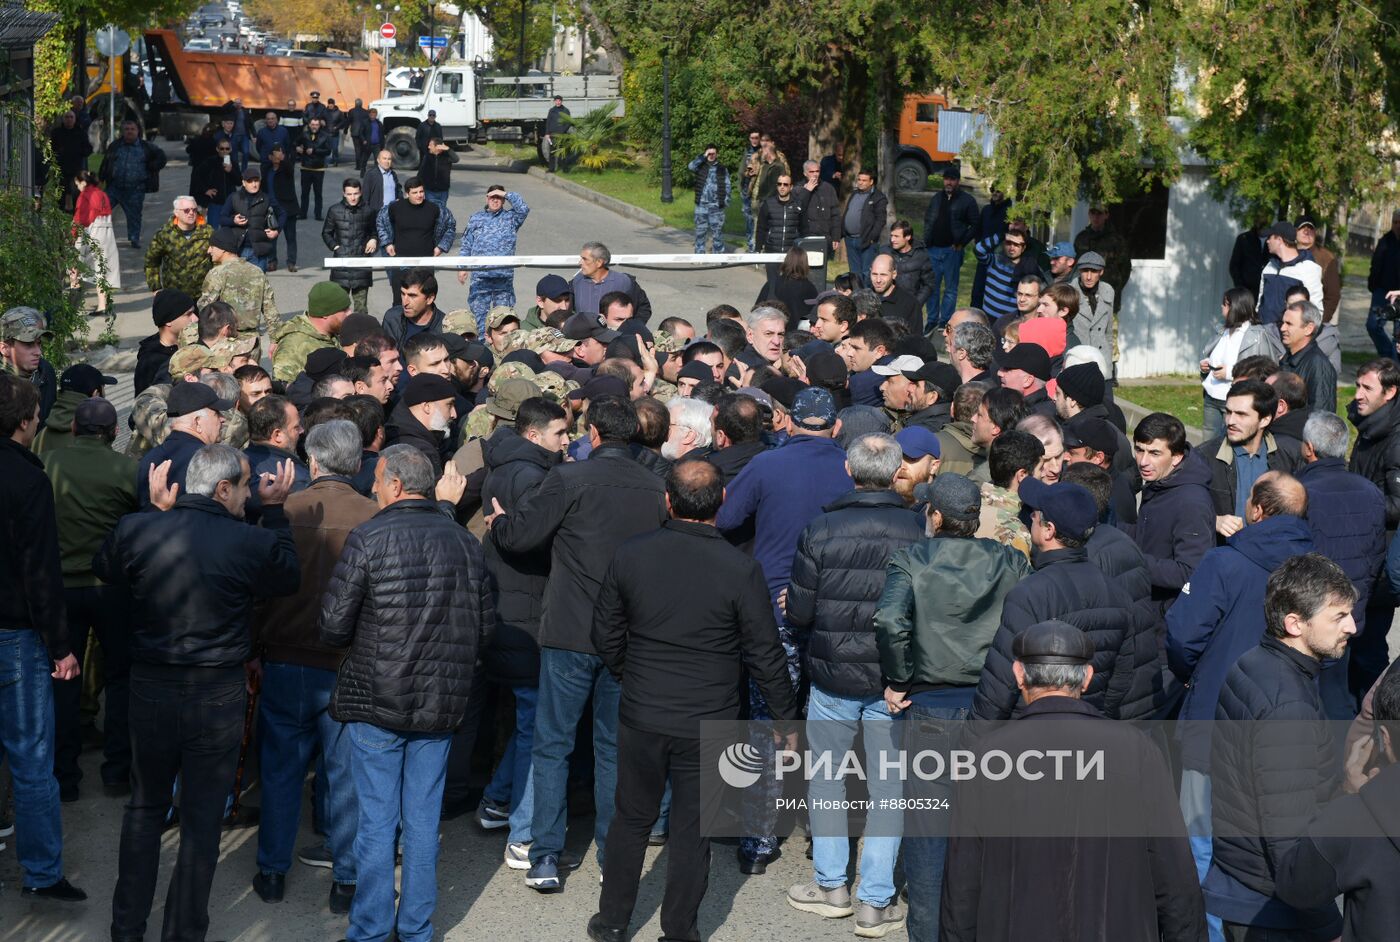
[1120,383,1357,441]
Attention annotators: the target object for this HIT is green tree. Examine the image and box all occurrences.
[1183,0,1399,228]
[924,0,1182,218]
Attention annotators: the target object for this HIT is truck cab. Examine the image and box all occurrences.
[371,67,477,170]
[896,93,961,192]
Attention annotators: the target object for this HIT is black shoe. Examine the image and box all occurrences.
[329,881,355,915]
[267,260,278,272]
[22,878,87,902]
[252,870,285,903]
[129,239,141,249]
[315,213,323,221]
[287,264,298,273]
[586,913,625,942]
[737,848,780,875]
[647,830,668,847]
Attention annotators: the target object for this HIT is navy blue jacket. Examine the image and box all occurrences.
[1297,457,1385,632]
[243,442,310,523]
[716,433,854,619]
[1122,447,1215,615]
[1165,514,1314,771]
[136,430,204,509]
[1205,637,1342,934]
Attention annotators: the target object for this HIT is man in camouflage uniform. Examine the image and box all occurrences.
[166,344,213,383]
[144,196,215,297]
[456,186,529,334]
[0,307,58,421]
[483,305,521,357]
[442,308,478,339]
[197,228,280,343]
[207,335,260,374]
[1073,203,1132,313]
[270,282,350,383]
[460,362,541,443]
[974,429,1043,560]
[126,384,170,458]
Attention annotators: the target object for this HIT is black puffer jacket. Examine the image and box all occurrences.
[1085,521,1163,721]
[969,546,1135,723]
[321,499,494,732]
[755,195,804,253]
[490,442,667,655]
[1209,637,1341,930]
[480,428,562,686]
[785,489,925,697]
[93,495,300,669]
[1348,396,1400,527]
[1123,446,1216,614]
[224,186,278,258]
[322,198,376,291]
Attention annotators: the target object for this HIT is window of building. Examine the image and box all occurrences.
[1107,181,1170,260]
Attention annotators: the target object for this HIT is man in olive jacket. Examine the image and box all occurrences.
[873,473,1031,939]
[320,444,491,942]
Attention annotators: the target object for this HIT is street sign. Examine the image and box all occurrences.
[95,25,130,57]
[380,38,396,48]
[418,36,449,47]
[379,22,396,40]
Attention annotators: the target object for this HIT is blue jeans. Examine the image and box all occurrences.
[845,237,877,288]
[347,722,451,942]
[426,190,449,212]
[256,663,357,884]
[1181,769,1227,942]
[0,629,63,888]
[1203,394,1227,440]
[482,684,538,845]
[901,689,972,942]
[807,686,902,907]
[240,245,268,271]
[694,204,727,253]
[1368,289,1397,360]
[109,180,146,243]
[925,245,965,329]
[529,647,620,865]
[205,201,225,230]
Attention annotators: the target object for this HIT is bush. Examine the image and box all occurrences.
[0,104,110,365]
[552,106,634,171]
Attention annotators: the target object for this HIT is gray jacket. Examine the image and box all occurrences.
[1074,277,1117,375]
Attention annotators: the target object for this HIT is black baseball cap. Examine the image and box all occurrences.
[561,313,619,344]
[167,381,234,417]
[994,342,1052,382]
[536,274,571,300]
[60,363,117,396]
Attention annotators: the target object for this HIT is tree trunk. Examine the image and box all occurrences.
[575,0,626,74]
[841,57,868,193]
[807,45,845,183]
[875,57,898,227]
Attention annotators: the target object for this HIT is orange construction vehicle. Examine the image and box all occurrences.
[895,93,963,192]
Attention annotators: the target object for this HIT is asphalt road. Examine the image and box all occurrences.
[0,143,870,942]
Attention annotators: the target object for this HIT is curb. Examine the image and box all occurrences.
[525,165,666,228]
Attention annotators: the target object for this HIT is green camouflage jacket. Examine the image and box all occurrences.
[198,257,280,338]
[271,315,336,383]
[126,385,170,457]
[144,217,215,297]
[975,482,1031,559]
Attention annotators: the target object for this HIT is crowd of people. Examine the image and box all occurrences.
[7,118,1400,942]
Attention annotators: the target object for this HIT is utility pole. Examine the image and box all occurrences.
[660,53,673,203]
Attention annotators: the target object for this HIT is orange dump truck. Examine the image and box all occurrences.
[142,29,385,117]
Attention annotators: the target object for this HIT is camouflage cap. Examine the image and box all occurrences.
[532,369,572,402]
[486,377,542,421]
[653,330,685,354]
[485,305,520,332]
[128,385,171,453]
[523,327,578,355]
[442,308,478,337]
[488,359,538,395]
[1,306,54,343]
[168,344,213,377]
[207,335,259,369]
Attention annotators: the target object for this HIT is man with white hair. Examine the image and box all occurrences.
[663,397,713,460]
[144,195,215,297]
[96,443,299,942]
[738,306,786,368]
[136,382,233,508]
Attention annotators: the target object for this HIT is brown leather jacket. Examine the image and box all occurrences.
[255,476,378,670]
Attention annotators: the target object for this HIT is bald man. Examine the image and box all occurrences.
[1164,468,1313,915]
[868,253,920,333]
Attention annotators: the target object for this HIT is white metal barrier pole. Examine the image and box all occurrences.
[321,251,826,271]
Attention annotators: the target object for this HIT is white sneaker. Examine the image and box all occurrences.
[854,900,906,938]
[504,841,532,870]
[787,880,854,918]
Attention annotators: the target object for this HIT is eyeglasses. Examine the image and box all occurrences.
[1004,239,1026,248]
[777,182,792,187]
[176,207,197,213]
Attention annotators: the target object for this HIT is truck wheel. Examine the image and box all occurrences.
[895,157,929,193]
[386,127,420,171]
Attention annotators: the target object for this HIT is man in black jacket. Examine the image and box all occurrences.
[970,478,1137,724]
[1347,358,1400,696]
[223,168,280,270]
[888,221,935,310]
[487,396,668,892]
[1205,553,1354,939]
[921,165,979,331]
[263,144,301,271]
[0,374,84,903]
[385,372,457,478]
[347,98,371,173]
[587,460,799,942]
[704,392,768,483]
[797,159,841,256]
[782,433,923,936]
[191,137,241,229]
[477,397,569,865]
[96,443,299,942]
[296,116,333,220]
[1280,300,1337,414]
[942,621,1205,942]
[1277,667,1400,941]
[320,444,489,942]
[754,171,804,254]
[323,177,378,314]
[842,168,889,287]
[1199,379,1304,537]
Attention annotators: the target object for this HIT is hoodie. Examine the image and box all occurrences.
[135,333,177,395]
[1125,446,1216,614]
[1165,513,1315,770]
[33,389,85,456]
